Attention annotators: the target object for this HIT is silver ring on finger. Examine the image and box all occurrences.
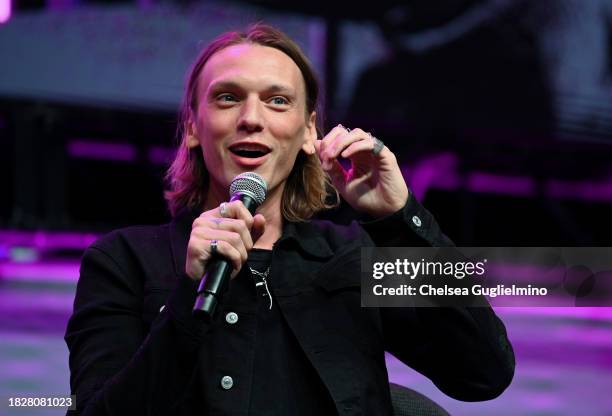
[210,239,219,256]
[371,134,384,156]
[219,202,229,218]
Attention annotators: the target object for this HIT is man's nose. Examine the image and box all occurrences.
[238,96,264,133]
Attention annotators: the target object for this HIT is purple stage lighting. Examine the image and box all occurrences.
[0,0,10,24]
[67,140,137,162]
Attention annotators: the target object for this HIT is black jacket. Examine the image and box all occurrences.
[65,195,514,415]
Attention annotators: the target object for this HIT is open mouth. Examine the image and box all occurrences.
[228,142,271,159]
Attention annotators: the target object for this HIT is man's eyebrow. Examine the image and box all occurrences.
[207,80,295,95]
[207,80,242,93]
[264,84,295,95]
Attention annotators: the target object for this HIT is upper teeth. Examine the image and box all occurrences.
[233,144,267,152]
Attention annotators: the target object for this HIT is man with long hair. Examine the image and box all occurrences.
[65,24,514,415]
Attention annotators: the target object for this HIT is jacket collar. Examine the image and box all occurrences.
[276,220,334,259]
[168,208,334,276]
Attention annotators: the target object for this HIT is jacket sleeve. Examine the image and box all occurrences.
[64,237,208,415]
[360,192,515,401]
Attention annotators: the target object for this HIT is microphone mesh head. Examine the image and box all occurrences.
[229,172,267,206]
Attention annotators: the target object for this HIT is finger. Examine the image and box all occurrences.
[319,124,349,148]
[318,124,349,164]
[186,235,244,278]
[198,229,249,265]
[323,158,348,191]
[229,200,256,229]
[341,140,374,158]
[325,128,370,161]
[192,215,208,229]
[192,215,253,251]
[340,136,384,159]
[206,217,254,250]
[215,200,255,228]
[207,238,244,272]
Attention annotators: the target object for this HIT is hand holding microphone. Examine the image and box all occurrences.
[189,172,267,321]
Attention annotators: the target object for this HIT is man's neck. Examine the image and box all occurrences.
[252,204,282,250]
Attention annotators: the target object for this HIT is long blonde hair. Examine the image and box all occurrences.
[165,23,338,221]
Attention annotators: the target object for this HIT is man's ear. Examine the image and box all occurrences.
[301,111,317,155]
[186,119,200,149]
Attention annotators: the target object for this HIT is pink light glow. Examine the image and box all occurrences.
[0,0,11,24]
[402,157,612,203]
[468,172,536,197]
[0,230,98,250]
[67,140,137,162]
[0,261,80,283]
[148,146,175,166]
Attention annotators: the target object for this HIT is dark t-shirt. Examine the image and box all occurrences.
[247,249,336,415]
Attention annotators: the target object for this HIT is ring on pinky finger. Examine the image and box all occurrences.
[210,239,219,256]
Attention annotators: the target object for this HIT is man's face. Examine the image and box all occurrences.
[188,43,316,201]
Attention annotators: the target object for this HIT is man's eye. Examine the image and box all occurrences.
[270,96,289,105]
[217,94,237,102]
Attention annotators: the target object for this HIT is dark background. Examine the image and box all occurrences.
[1,3,612,416]
[1,0,611,246]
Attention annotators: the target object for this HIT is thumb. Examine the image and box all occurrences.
[315,139,347,191]
[324,158,347,192]
[252,213,266,243]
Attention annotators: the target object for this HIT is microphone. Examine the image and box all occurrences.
[193,172,267,321]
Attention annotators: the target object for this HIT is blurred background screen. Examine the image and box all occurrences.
[0,1,611,415]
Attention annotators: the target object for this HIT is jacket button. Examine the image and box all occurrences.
[225,312,238,324]
[159,305,165,313]
[412,215,422,227]
[220,375,234,390]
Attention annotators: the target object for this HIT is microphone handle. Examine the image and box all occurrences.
[192,194,258,321]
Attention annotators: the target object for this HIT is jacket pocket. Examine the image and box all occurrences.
[312,245,362,292]
[309,247,384,357]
